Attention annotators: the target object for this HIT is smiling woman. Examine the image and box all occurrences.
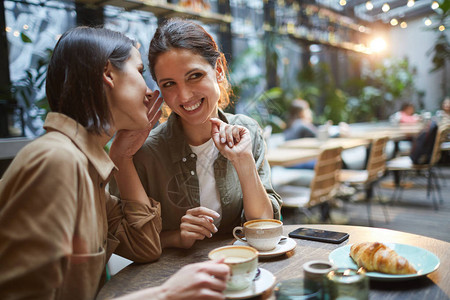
[110,18,282,250]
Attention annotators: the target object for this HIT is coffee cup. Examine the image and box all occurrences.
[232,219,283,251]
[208,245,259,291]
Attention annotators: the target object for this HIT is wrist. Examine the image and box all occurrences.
[230,152,254,168]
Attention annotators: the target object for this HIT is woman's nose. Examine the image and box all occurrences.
[177,84,193,102]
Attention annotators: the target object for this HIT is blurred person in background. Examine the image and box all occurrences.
[398,102,419,124]
[284,99,317,141]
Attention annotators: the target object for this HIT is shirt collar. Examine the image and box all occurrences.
[165,109,229,163]
[43,112,117,181]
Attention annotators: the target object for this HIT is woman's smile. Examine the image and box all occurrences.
[182,98,204,112]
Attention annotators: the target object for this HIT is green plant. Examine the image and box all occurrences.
[345,58,416,122]
[296,62,349,124]
[11,33,52,136]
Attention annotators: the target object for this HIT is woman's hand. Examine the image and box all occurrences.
[178,207,220,249]
[159,260,229,300]
[110,91,163,160]
[210,118,252,163]
[115,260,229,300]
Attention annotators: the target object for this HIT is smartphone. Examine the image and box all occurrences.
[288,227,349,244]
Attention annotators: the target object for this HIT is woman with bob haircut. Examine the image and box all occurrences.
[0,26,229,300]
[111,19,282,250]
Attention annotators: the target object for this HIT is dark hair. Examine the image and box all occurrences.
[400,102,414,112]
[46,26,136,135]
[148,18,231,109]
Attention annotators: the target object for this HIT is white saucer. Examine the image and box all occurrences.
[233,236,297,258]
[224,268,276,299]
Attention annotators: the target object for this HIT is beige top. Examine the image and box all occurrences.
[0,113,162,300]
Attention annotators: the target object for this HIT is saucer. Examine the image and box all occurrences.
[233,236,297,258]
[224,268,276,299]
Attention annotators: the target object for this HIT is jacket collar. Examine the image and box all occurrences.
[43,112,117,181]
[165,109,229,163]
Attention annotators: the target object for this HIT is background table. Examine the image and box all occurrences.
[97,225,449,300]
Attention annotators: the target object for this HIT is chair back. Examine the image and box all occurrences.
[366,136,389,182]
[430,123,450,166]
[309,146,343,206]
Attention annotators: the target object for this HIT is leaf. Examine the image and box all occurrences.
[20,32,32,43]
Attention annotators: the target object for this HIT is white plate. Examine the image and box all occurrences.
[233,236,297,258]
[224,268,276,299]
[329,243,440,281]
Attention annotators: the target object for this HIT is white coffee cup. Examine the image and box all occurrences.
[233,219,283,251]
[208,245,259,291]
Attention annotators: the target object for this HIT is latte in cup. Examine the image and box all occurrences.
[233,219,283,251]
[208,245,258,291]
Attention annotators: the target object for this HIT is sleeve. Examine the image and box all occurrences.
[0,148,78,299]
[106,186,162,263]
[251,121,283,220]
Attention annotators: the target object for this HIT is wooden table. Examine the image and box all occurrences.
[345,123,424,141]
[97,225,449,300]
[280,138,370,150]
[266,148,320,167]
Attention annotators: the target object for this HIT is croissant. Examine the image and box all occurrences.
[349,242,416,274]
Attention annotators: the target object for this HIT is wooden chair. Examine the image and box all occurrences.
[386,123,450,209]
[277,146,343,222]
[339,136,389,226]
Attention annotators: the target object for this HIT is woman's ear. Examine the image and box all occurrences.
[103,60,114,89]
[215,63,224,82]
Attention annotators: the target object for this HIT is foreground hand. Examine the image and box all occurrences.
[116,260,229,300]
[110,91,163,160]
[210,118,252,163]
[159,260,229,300]
[179,207,220,249]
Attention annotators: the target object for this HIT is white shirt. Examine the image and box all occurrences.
[190,138,222,227]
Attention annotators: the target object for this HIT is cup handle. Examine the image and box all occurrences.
[232,226,246,243]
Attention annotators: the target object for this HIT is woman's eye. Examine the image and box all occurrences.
[189,73,203,80]
[139,68,146,75]
[162,82,174,88]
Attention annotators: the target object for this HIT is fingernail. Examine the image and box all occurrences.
[214,212,220,218]
[229,142,233,147]
[209,233,213,238]
[213,226,218,233]
[221,138,226,143]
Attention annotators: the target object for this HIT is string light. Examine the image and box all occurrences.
[431,1,439,9]
[382,3,390,12]
[365,1,373,10]
[424,18,432,26]
[339,0,347,6]
[400,21,408,28]
[23,24,29,30]
[390,18,398,26]
[439,25,445,31]
[5,26,12,32]
[13,31,20,37]
[407,0,415,7]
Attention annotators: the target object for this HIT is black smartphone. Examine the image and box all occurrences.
[288,227,349,244]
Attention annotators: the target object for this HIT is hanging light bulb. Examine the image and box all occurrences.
[431,1,439,9]
[439,25,445,31]
[407,0,414,7]
[390,18,398,26]
[382,3,390,12]
[424,18,432,26]
[400,21,408,28]
[366,1,374,10]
